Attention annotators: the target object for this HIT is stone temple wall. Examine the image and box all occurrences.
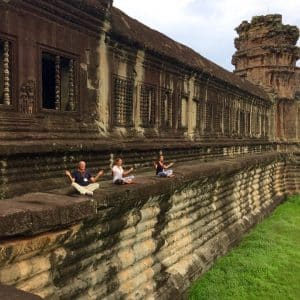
[0,2,299,299]
[0,152,299,299]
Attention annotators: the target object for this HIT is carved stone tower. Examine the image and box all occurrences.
[233,14,300,141]
[232,14,300,99]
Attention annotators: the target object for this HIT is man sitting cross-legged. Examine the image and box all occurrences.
[65,161,104,196]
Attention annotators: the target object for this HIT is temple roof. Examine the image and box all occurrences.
[70,0,112,15]
[111,7,270,101]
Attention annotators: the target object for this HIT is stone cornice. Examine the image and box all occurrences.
[2,0,111,35]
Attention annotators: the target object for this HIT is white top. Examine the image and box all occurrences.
[112,165,124,183]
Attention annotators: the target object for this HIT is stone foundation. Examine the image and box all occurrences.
[0,152,299,299]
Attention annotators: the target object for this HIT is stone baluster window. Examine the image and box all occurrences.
[223,103,230,135]
[240,110,245,136]
[0,39,11,106]
[235,109,240,134]
[246,111,251,136]
[193,83,205,130]
[113,76,134,127]
[230,105,236,134]
[42,51,76,111]
[140,84,156,127]
[214,99,222,132]
[261,113,265,136]
[160,90,172,129]
[265,115,269,136]
[256,111,261,136]
[205,101,213,132]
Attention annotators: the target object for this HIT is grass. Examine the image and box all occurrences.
[188,195,300,300]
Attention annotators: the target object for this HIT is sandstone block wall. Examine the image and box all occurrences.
[0,153,298,299]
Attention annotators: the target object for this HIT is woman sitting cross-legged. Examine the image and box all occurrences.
[154,155,175,177]
[112,158,135,184]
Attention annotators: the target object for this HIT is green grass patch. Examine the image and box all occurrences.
[188,195,300,300]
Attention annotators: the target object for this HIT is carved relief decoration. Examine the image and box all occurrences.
[19,80,36,114]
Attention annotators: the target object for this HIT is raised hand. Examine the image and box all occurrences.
[65,170,75,183]
[65,170,71,177]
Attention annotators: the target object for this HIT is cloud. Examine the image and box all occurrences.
[113,0,300,70]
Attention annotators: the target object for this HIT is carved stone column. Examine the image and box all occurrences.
[55,55,61,110]
[3,41,11,106]
[68,59,75,111]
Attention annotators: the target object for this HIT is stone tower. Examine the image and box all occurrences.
[232,14,300,99]
[233,14,300,141]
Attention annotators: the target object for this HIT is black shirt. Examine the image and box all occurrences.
[72,170,92,186]
[156,161,164,175]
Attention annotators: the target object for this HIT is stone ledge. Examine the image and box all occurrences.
[0,139,274,155]
[0,284,42,300]
[0,152,285,238]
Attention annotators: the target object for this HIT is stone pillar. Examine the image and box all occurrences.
[187,75,196,138]
[134,50,145,131]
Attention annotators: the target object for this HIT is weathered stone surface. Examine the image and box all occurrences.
[0,2,299,299]
[0,193,95,236]
[0,284,42,300]
[233,14,300,99]
[233,14,300,142]
[0,153,298,299]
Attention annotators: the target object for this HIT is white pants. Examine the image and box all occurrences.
[113,175,135,184]
[71,182,99,195]
[157,169,173,177]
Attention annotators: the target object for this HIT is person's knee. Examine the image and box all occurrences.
[71,182,77,188]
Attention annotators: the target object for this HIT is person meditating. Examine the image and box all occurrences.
[112,158,134,184]
[65,161,104,196]
[154,155,175,177]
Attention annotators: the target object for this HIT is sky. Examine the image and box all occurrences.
[113,0,300,71]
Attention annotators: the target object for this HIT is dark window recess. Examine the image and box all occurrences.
[42,52,75,111]
[140,85,156,127]
[240,110,245,135]
[256,112,260,134]
[42,53,55,109]
[246,111,251,135]
[113,76,134,126]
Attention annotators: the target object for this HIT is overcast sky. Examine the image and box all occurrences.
[113,0,300,71]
